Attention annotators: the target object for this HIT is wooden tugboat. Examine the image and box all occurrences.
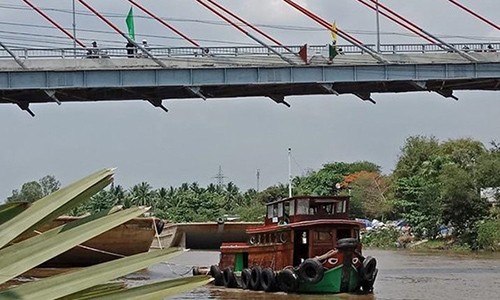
[208,196,377,294]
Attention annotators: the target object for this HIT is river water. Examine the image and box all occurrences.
[125,249,500,300]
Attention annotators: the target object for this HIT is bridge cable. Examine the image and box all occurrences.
[126,0,200,47]
[21,0,86,48]
[76,0,168,68]
[202,0,297,56]
[195,0,296,65]
[282,0,388,63]
[446,0,499,31]
[356,0,439,46]
[363,0,478,62]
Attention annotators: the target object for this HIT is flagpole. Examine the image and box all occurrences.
[72,0,76,57]
[376,0,381,52]
[288,148,292,198]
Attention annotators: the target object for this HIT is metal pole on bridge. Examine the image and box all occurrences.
[364,0,478,62]
[22,0,86,48]
[76,0,167,68]
[72,0,77,58]
[376,0,380,53]
[196,0,296,65]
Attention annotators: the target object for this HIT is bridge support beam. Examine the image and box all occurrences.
[354,92,376,104]
[147,98,169,113]
[187,86,207,101]
[44,90,61,105]
[268,95,290,107]
[320,83,340,95]
[435,89,458,101]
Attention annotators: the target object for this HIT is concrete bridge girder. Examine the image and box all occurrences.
[0,62,499,106]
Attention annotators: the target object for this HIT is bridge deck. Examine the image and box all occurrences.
[0,44,499,107]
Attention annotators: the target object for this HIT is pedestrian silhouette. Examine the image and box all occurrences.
[126,41,136,58]
[87,41,99,58]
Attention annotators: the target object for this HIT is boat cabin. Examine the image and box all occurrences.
[219,196,363,271]
[264,196,350,225]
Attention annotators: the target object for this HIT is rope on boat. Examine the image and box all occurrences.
[159,261,196,277]
[34,230,126,258]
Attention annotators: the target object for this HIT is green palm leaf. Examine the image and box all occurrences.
[0,168,114,249]
[0,248,182,299]
[0,202,29,225]
[84,276,211,300]
[0,206,147,284]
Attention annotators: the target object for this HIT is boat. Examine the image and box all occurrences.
[151,221,262,250]
[15,216,165,267]
[206,196,378,294]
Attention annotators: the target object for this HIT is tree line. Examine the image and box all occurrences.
[5,135,500,249]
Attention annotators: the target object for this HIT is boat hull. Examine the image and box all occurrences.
[298,265,359,293]
[15,217,159,267]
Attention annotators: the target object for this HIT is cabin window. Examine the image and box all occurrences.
[337,201,346,213]
[267,205,273,218]
[354,229,360,241]
[283,201,291,220]
[289,200,295,215]
[296,199,309,215]
[337,228,351,240]
[277,202,283,217]
[315,230,332,241]
[273,204,278,217]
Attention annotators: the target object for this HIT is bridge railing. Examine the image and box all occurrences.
[0,43,498,60]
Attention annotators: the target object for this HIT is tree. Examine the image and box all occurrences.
[129,182,154,207]
[6,175,61,203]
[394,135,440,178]
[345,172,393,220]
[440,138,486,172]
[7,181,43,203]
[393,175,442,238]
[295,161,380,196]
[39,175,61,197]
[440,164,489,245]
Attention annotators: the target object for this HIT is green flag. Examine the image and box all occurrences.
[126,7,135,41]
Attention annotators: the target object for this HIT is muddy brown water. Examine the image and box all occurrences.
[123,249,500,300]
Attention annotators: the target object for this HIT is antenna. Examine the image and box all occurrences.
[288,148,292,198]
[256,169,261,192]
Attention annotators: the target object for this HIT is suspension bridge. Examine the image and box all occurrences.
[0,0,499,116]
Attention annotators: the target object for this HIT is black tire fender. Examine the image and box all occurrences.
[210,265,224,286]
[222,266,237,288]
[361,256,377,282]
[250,266,262,290]
[240,268,252,290]
[260,267,277,292]
[277,269,299,293]
[154,219,165,234]
[298,258,325,284]
[336,238,359,251]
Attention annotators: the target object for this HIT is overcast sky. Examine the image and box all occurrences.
[1,0,499,201]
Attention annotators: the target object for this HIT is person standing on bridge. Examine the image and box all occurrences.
[126,41,136,58]
[87,41,99,58]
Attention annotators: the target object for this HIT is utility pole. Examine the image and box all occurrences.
[256,169,260,192]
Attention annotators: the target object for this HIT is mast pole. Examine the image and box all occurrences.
[288,148,292,198]
[376,0,380,52]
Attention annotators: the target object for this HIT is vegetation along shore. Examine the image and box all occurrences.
[4,135,500,252]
